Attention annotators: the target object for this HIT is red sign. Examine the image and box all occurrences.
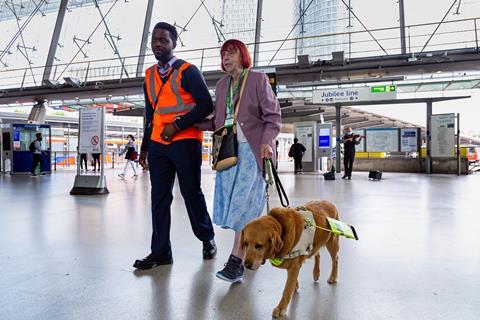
[91,135,99,145]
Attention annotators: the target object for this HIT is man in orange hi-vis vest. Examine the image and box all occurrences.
[134,22,216,270]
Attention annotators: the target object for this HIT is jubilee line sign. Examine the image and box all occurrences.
[313,85,397,104]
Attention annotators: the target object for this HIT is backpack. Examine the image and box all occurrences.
[29,141,36,153]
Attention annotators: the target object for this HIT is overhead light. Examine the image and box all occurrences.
[43,79,62,88]
[331,51,345,65]
[95,81,104,90]
[63,77,82,88]
[297,54,310,67]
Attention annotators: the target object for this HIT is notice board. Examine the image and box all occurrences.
[366,128,399,152]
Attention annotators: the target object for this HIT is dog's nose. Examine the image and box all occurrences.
[244,261,253,270]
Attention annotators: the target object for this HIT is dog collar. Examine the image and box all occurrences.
[269,258,284,266]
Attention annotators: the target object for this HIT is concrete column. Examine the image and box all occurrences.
[43,0,69,82]
[426,100,432,174]
[253,0,263,67]
[335,104,342,173]
[399,0,407,54]
[136,0,155,77]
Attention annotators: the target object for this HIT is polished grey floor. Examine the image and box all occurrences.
[0,164,479,320]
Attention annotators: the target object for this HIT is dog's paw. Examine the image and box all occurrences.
[272,306,286,318]
[327,277,338,284]
[313,273,320,282]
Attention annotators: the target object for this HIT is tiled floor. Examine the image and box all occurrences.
[0,166,479,320]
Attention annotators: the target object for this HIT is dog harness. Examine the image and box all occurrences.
[282,207,317,259]
[270,207,316,266]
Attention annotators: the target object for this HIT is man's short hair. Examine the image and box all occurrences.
[36,133,42,138]
[154,22,178,42]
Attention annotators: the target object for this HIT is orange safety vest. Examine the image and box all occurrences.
[144,61,203,145]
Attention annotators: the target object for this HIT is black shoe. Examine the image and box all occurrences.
[347,176,351,180]
[203,239,217,260]
[342,175,347,179]
[216,255,244,283]
[133,253,173,270]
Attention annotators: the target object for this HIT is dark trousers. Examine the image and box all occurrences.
[31,154,43,174]
[80,154,88,170]
[148,139,214,259]
[344,152,355,177]
[92,154,100,171]
[293,156,303,173]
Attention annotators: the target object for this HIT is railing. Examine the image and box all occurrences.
[1,17,479,90]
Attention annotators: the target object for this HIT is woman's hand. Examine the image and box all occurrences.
[261,144,273,159]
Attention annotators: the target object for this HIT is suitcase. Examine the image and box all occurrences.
[368,170,382,180]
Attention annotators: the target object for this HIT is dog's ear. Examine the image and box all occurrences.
[269,231,283,257]
[240,229,245,248]
[268,208,301,257]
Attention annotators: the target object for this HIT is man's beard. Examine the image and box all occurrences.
[155,51,172,64]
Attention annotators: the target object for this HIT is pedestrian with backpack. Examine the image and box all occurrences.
[289,138,306,174]
[118,134,138,179]
[29,133,44,176]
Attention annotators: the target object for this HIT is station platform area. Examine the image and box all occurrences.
[0,167,479,320]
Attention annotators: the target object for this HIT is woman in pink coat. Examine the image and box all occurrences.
[201,39,281,283]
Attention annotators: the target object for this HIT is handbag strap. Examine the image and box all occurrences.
[233,69,250,122]
[264,158,290,209]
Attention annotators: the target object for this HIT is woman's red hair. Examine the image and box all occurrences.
[220,39,252,71]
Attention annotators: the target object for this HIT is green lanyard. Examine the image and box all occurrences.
[225,68,247,127]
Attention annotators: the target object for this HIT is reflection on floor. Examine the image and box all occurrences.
[0,167,479,320]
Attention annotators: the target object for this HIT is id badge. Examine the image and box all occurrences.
[225,117,234,127]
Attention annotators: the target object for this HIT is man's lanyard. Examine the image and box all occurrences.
[225,68,247,127]
[153,68,174,110]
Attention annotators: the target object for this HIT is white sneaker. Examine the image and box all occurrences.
[118,174,125,179]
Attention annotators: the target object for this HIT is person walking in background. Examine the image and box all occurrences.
[134,22,216,270]
[289,138,306,174]
[341,127,363,180]
[30,132,44,176]
[92,153,101,172]
[199,39,281,283]
[80,153,88,172]
[118,134,138,179]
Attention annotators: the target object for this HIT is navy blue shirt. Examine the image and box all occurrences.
[141,59,213,152]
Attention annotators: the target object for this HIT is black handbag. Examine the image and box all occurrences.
[212,69,250,171]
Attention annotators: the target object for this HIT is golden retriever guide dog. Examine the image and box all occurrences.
[241,200,340,318]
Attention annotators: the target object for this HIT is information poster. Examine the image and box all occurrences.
[296,126,313,162]
[400,128,418,152]
[366,128,399,152]
[79,108,103,154]
[318,123,333,157]
[431,113,455,158]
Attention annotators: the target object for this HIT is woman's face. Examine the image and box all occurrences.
[222,47,242,74]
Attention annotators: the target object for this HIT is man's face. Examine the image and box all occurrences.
[151,28,176,63]
[38,135,42,141]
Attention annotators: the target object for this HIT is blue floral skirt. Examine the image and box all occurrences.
[213,142,266,232]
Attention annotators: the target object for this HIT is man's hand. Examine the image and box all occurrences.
[139,151,149,170]
[261,144,273,159]
[160,123,178,142]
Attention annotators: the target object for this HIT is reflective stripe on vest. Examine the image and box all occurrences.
[147,67,195,115]
[145,62,203,145]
